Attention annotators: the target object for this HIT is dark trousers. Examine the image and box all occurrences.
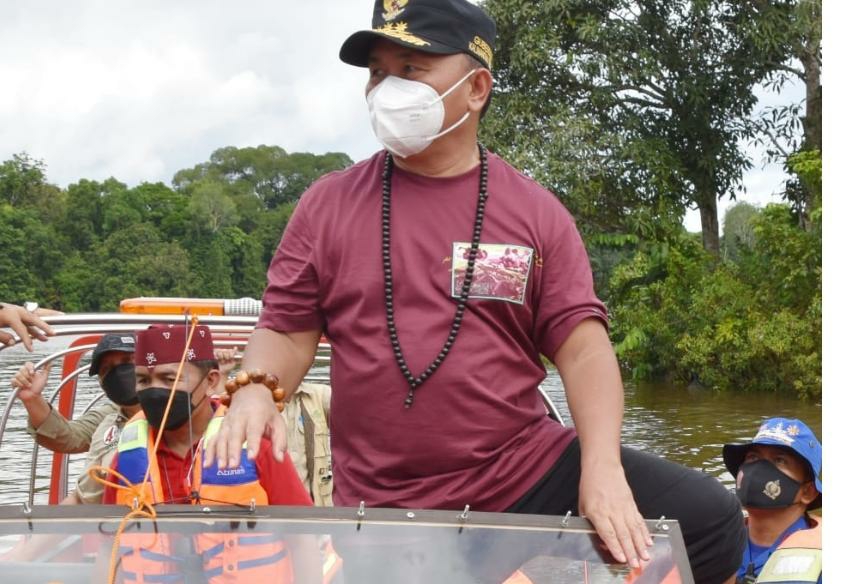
[506,438,746,584]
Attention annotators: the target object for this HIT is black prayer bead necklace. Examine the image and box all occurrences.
[381,144,489,409]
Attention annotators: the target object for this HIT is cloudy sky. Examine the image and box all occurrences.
[1,0,804,232]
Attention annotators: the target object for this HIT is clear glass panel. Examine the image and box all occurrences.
[0,506,691,584]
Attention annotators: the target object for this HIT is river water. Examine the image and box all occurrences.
[0,336,821,506]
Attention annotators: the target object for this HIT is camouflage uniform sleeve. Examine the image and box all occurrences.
[26,403,120,454]
[75,412,124,504]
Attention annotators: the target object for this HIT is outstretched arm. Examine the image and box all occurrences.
[0,303,59,351]
[554,317,652,569]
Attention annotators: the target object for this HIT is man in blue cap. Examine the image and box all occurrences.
[723,418,822,583]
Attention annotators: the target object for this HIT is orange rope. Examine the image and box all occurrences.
[87,315,200,583]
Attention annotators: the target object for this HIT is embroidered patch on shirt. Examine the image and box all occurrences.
[451,243,534,305]
[103,424,120,446]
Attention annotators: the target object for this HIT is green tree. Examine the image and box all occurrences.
[721,201,760,261]
[0,204,67,305]
[0,153,52,207]
[61,179,105,250]
[187,181,238,233]
[173,146,352,210]
[132,182,189,231]
[609,201,820,399]
[483,0,793,255]
[84,223,199,310]
[748,0,821,225]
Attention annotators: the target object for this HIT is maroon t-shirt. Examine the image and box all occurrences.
[259,150,607,511]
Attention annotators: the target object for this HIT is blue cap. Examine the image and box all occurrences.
[723,417,822,509]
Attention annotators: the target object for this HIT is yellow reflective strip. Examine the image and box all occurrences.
[757,548,821,582]
[117,419,148,452]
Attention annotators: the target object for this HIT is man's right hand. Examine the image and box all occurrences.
[205,384,288,468]
[204,327,320,469]
[10,361,53,403]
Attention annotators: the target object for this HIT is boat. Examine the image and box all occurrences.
[0,298,694,583]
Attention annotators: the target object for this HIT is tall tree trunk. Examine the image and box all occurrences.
[698,193,720,257]
[799,0,822,153]
[797,0,821,230]
[802,59,821,153]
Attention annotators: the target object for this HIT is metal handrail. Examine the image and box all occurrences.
[0,345,99,448]
[26,364,91,505]
[539,386,564,424]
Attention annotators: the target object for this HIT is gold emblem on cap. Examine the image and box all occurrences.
[469,35,493,68]
[763,479,782,500]
[382,0,408,22]
[374,21,430,47]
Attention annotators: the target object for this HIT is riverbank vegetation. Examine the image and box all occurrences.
[480,0,821,399]
[0,147,351,311]
[0,0,820,398]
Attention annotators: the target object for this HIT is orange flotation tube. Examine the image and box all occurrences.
[119,297,262,316]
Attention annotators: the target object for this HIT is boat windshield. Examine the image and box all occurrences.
[0,505,692,583]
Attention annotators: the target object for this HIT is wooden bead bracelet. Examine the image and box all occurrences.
[220,369,286,412]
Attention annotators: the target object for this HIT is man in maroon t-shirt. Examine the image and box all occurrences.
[206,1,744,582]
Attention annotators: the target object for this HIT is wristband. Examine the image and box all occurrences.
[222,369,286,412]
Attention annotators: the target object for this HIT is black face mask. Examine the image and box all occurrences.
[736,459,802,509]
[101,363,139,406]
[137,379,207,431]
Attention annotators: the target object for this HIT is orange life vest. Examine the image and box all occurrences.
[755,516,821,584]
[114,407,293,584]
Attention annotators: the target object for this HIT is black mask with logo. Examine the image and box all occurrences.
[137,377,207,431]
[735,459,802,509]
[101,363,139,406]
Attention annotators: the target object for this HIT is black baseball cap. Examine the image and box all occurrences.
[340,0,496,70]
[88,333,136,376]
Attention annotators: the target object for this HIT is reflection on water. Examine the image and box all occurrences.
[0,338,821,505]
[542,378,822,487]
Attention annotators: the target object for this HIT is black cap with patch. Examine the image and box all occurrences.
[340,0,496,70]
[88,333,136,376]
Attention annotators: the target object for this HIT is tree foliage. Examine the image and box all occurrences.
[0,147,352,312]
[482,0,801,256]
[609,184,821,398]
[721,201,759,261]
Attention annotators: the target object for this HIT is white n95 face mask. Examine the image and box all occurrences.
[366,69,476,158]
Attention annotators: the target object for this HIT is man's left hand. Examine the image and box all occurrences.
[578,460,652,568]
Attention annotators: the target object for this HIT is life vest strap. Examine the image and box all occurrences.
[199,533,282,561]
[119,570,184,583]
[203,548,288,579]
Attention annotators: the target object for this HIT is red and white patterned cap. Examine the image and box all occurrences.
[134,324,215,367]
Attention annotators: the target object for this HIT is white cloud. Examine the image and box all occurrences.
[1,0,809,227]
[0,0,378,188]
